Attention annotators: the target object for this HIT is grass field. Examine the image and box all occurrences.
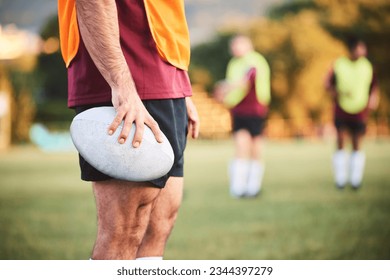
[0,138,389,260]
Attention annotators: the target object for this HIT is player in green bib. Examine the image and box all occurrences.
[214,35,271,198]
[325,37,379,190]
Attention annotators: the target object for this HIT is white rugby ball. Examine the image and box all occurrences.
[70,106,174,181]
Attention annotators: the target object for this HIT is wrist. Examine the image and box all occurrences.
[108,63,133,86]
[111,72,137,95]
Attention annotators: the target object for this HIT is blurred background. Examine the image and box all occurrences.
[0,0,389,260]
[0,0,389,145]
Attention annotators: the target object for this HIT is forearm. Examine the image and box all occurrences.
[75,0,134,90]
[254,64,271,105]
[368,84,380,110]
[223,62,253,107]
[224,83,248,108]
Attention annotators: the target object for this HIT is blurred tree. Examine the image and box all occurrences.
[315,0,390,125]
[7,63,39,143]
[11,89,36,142]
[35,14,72,126]
[190,34,233,92]
[269,0,390,128]
[190,0,390,137]
[268,0,317,19]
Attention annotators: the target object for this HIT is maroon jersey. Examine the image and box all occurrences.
[230,67,268,117]
[67,0,192,108]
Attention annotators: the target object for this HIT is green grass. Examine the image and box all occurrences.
[0,139,389,260]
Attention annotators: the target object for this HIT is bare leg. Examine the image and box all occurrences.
[234,129,252,159]
[336,127,347,150]
[136,177,183,258]
[351,131,363,151]
[91,179,161,260]
[250,135,262,160]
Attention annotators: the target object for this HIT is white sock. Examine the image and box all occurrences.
[229,159,250,198]
[246,161,264,196]
[350,151,365,187]
[333,150,348,187]
[136,256,163,260]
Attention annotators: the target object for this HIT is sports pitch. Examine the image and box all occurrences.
[0,138,389,259]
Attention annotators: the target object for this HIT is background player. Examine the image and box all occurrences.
[214,35,271,198]
[325,36,379,190]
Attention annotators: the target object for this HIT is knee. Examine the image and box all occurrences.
[149,209,179,239]
[99,220,145,248]
[164,208,180,229]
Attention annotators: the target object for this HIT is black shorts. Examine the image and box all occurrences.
[74,98,188,188]
[232,115,267,137]
[335,117,366,135]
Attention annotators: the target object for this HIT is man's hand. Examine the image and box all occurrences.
[185,97,200,139]
[109,83,162,147]
[213,80,229,103]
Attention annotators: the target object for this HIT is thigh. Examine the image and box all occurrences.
[93,180,161,229]
[335,126,347,150]
[92,180,161,259]
[351,130,364,151]
[250,135,263,159]
[233,129,253,158]
[135,177,183,258]
[149,177,184,224]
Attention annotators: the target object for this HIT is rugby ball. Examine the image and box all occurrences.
[70,106,174,181]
